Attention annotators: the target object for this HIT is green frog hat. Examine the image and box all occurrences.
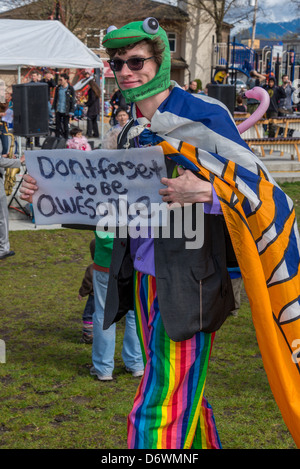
[102,17,171,103]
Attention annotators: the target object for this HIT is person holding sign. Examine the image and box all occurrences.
[100,18,232,450]
[20,18,300,450]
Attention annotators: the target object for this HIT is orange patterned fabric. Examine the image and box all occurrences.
[158,139,300,447]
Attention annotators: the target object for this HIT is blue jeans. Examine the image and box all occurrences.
[82,294,94,323]
[92,269,144,377]
[0,131,8,154]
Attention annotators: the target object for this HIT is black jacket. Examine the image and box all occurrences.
[41,78,56,100]
[86,88,100,117]
[103,120,235,342]
[52,84,75,115]
[263,84,286,113]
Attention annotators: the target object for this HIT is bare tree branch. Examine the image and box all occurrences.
[178,0,253,41]
[1,0,108,32]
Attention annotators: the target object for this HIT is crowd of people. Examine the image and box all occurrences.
[236,69,298,136]
[180,70,298,138]
[1,17,300,450]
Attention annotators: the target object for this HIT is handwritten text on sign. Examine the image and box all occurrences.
[24,147,168,227]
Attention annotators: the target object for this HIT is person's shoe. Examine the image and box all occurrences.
[97,375,113,381]
[230,309,239,317]
[80,329,93,344]
[0,251,15,260]
[80,334,93,344]
[90,366,113,381]
[125,367,144,378]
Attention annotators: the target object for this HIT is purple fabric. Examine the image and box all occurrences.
[130,187,222,276]
[204,186,223,215]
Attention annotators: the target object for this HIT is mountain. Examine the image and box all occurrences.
[235,18,300,41]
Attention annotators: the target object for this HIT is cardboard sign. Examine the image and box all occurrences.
[25,147,168,229]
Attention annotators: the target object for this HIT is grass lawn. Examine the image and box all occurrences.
[0,182,299,449]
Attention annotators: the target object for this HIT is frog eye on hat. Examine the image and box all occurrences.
[142,17,159,34]
[106,25,118,33]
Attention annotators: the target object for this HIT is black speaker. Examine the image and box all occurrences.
[41,136,66,149]
[55,138,66,149]
[41,136,57,149]
[13,83,49,137]
[207,84,236,115]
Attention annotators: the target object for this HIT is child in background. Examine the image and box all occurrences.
[101,107,130,149]
[67,127,92,151]
[78,239,95,344]
[235,95,247,113]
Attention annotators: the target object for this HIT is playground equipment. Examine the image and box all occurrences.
[211,36,256,85]
[212,36,300,87]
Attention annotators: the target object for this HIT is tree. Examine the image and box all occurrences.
[0,0,110,33]
[178,0,260,42]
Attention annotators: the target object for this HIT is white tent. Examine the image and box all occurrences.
[0,19,105,139]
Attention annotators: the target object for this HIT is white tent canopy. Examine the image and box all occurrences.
[0,19,105,141]
[0,19,104,70]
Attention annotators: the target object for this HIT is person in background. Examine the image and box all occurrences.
[0,149,25,259]
[234,95,247,113]
[278,74,296,137]
[78,239,95,344]
[41,69,56,124]
[66,127,92,151]
[279,74,295,114]
[101,106,130,149]
[89,230,144,381]
[263,77,286,137]
[84,71,101,138]
[213,67,229,84]
[2,90,14,133]
[52,73,75,140]
[199,84,208,95]
[246,69,266,115]
[109,87,127,125]
[0,103,9,156]
[186,80,198,94]
[26,70,42,148]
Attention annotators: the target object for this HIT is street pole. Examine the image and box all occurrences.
[250,0,258,50]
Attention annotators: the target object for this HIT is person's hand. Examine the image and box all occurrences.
[159,167,212,207]
[78,295,83,301]
[20,154,25,164]
[1,153,8,158]
[19,174,38,203]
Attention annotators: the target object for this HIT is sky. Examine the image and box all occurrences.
[0,0,297,25]
[155,0,297,24]
[256,0,297,23]
[229,0,298,35]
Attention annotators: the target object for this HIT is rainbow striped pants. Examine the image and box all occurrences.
[127,271,221,449]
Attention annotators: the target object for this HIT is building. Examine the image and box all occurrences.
[0,0,232,93]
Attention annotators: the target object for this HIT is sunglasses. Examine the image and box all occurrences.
[108,56,155,72]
